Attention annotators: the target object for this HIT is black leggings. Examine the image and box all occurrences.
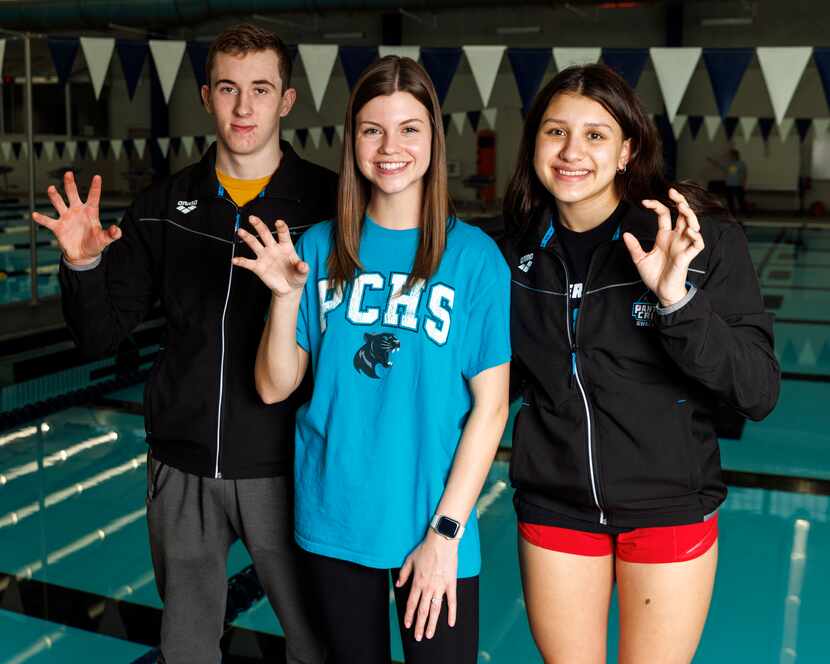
[306,552,479,664]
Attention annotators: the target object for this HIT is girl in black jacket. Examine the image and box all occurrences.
[504,64,779,663]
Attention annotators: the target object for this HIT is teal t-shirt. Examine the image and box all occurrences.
[293,216,511,577]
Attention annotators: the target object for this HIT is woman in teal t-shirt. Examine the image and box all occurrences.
[233,56,511,664]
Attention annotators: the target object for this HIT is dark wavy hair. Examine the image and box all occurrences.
[504,64,725,233]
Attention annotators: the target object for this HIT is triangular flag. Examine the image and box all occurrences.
[672,115,687,140]
[34,142,43,159]
[602,48,649,88]
[298,45,339,112]
[87,139,100,160]
[339,46,379,90]
[483,108,498,130]
[378,46,420,61]
[815,49,830,110]
[205,134,216,149]
[282,128,296,146]
[55,141,65,158]
[463,46,506,107]
[798,340,817,367]
[66,140,78,160]
[0,142,10,161]
[296,128,309,148]
[507,48,553,113]
[48,38,80,87]
[149,40,187,105]
[133,138,147,159]
[781,339,798,366]
[116,39,149,100]
[180,136,194,157]
[739,117,758,142]
[0,40,6,76]
[80,37,115,100]
[187,41,211,92]
[467,110,481,132]
[553,48,601,70]
[20,143,28,160]
[99,140,110,158]
[335,125,344,143]
[451,112,466,135]
[688,116,704,139]
[170,137,181,157]
[796,118,812,143]
[758,117,775,142]
[11,142,21,159]
[194,136,206,154]
[420,48,463,105]
[723,117,739,140]
[702,48,754,118]
[77,141,88,159]
[309,127,322,149]
[704,115,722,141]
[111,139,123,160]
[778,117,794,142]
[322,126,335,147]
[756,47,813,125]
[814,118,830,136]
[43,141,56,161]
[157,137,170,157]
[650,48,702,122]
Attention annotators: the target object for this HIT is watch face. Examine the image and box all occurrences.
[436,516,460,538]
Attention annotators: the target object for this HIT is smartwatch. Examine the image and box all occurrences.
[430,514,464,540]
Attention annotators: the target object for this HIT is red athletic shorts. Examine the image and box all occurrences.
[519,513,718,564]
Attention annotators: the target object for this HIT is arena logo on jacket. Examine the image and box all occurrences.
[517,253,534,273]
[317,272,456,353]
[176,200,198,214]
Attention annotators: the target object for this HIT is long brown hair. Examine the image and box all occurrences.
[329,55,452,291]
[504,63,725,235]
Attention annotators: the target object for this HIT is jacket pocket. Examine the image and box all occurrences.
[145,451,169,505]
[598,387,699,510]
[509,398,595,510]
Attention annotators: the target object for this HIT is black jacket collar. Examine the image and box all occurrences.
[192,140,310,203]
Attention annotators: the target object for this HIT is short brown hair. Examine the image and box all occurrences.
[330,55,452,292]
[206,23,292,91]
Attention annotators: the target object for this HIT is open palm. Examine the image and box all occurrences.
[623,188,705,307]
[32,172,121,265]
[233,216,309,297]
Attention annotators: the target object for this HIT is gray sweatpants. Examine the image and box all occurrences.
[145,453,325,664]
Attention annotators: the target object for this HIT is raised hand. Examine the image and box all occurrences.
[32,172,121,266]
[232,216,309,297]
[622,188,705,307]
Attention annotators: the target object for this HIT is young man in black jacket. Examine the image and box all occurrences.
[33,24,337,664]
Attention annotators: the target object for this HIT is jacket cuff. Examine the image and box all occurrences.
[657,286,697,316]
[61,254,102,272]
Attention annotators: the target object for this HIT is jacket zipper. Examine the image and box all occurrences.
[215,188,240,479]
[543,230,607,525]
[571,250,607,525]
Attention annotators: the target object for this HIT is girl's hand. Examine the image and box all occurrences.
[233,216,308,297]
[623,188,705,307]
[397,529,460,641]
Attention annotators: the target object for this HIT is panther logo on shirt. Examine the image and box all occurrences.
[353,333,400,379]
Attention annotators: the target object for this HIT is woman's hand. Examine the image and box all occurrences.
[233,216,309,297]
[623,188,705,307]
[397,529,460,641]
[32,171,121,266]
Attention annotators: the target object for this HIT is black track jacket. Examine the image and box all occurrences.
[501,204,780,528]
[59,142,338,479]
